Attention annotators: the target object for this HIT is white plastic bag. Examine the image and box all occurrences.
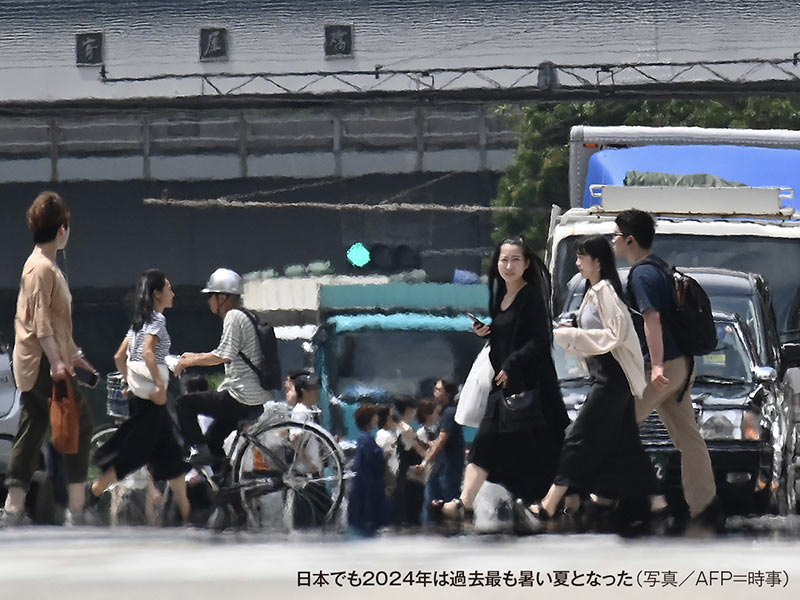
[455,343,494,427]
[126,361,169,400]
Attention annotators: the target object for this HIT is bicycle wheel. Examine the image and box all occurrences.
[232,420,346,531]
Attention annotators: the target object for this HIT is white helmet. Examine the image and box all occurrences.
[201,268,243,295]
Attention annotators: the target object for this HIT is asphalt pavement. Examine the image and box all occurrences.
[1,479,799,600]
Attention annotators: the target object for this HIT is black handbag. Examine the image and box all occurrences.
[489,386,542,433]
[502,389,538,411]
[488,387,539,412]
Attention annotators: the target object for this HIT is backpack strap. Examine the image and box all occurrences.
[232,307,262,378]
[626,255,670,309]
[627,257,694,402]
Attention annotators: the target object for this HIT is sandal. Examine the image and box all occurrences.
[560,503,585,533]
[513,499,552,535]
[430,498,474,525]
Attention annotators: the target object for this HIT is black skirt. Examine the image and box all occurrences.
[469,390,564,504]
[94,394,188,482]
[554,352,658,498]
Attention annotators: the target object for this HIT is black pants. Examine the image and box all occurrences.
[176,390,263,460]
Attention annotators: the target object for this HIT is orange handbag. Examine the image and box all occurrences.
[49,377,80,455]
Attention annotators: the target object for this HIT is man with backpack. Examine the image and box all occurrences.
[174,268,272,468]
[613,209,722,532]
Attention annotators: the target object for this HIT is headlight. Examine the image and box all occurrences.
[698,409,761,441]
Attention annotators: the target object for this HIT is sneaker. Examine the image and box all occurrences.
[0,508,32,528]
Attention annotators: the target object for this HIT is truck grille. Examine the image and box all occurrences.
[640,407,700,447]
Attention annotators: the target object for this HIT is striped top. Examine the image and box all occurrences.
[213,309,268,406]
[127,311,170,364]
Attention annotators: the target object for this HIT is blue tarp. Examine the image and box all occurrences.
[583,145,800,210]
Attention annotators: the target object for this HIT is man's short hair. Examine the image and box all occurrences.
[615,209,656,249]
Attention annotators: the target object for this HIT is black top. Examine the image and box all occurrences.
[434,405,465,474]
[488,283,570,431]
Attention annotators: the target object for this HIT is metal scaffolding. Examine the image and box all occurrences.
[99,56,800,102]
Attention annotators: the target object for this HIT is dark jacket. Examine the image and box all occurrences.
[488,284,570,433]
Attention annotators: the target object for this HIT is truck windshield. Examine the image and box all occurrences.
[327,330,485,401]
[554,234,800,337]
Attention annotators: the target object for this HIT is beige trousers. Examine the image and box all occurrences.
[636,356,716,516]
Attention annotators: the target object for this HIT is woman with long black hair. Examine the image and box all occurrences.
[88,269,191,523]
[432,236,570,523]
[515,235,662,531]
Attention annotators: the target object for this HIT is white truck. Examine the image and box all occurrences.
[551,125,800,345]
[546,125,800,513]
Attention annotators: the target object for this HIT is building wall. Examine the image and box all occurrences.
[1,0,796,102]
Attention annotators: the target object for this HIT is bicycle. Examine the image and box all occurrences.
[90,375,350,531]
[199,404,349,531]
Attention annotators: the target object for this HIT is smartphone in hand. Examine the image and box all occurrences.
[74,366,99,388]
[466,312,486,328]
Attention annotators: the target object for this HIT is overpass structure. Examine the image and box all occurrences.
[0,103,518,185]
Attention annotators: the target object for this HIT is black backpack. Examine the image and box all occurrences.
[234,308,282,391]
[627,256,717,357]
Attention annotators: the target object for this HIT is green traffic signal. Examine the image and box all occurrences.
[346,242,371,268]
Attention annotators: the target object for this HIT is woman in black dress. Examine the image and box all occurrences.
[433,236,570,522]
[516,235,661,531]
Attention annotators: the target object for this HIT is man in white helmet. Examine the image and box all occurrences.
[174,268,266,467]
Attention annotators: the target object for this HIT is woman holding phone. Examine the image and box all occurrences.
[88,269,191,523]
[432,236,570,524]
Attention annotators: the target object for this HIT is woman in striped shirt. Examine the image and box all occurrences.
[89,269,191,523]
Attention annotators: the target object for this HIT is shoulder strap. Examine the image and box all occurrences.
[232,306,256,325]
[626,255,670,300]
[231,308,261,376]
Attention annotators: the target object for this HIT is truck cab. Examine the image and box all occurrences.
[243,275,488,441]
[314,282,488,440]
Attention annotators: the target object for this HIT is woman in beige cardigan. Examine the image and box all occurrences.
[515,235,662,532]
